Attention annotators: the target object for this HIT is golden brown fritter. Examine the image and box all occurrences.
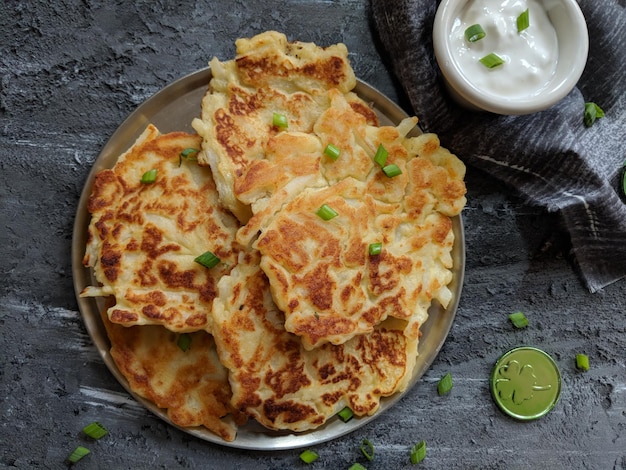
[81,125,242,333]
[101,305,246,442]
[81,32,467,441]
[191,31,370,223]
[254,121,466,349]
[193,32,466,349]
[211,250,417,432]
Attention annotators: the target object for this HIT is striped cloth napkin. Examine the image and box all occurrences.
[371,0,626,292]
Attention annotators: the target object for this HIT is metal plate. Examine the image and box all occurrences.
[72,68,465,450]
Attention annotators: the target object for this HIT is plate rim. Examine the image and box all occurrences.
[71,67,465,451]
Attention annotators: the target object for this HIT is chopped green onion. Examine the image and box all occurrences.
[299,449,319,464]
[373,144,388,167]
[410,440,427,464]
[180,148,199,158]
[479,53,505,69]
[437,372,453,395]
[368,242,382,256]
[272,112,288,129]
[179,148,199,166]
[194,251,221,269]
[324,143,341,160]
[177,333,192,352]
[316,204,338,221]
[67,446,90,464]
[517,8,530,32]
[576,353,590,371]
[82,422,108,439]
[584,102,605,127]
[465,23,486,42]
[338,406,354,422]
[382,164,402,178]
[508,311,528,329]
[140,168,158,184]
[360,439,375,461]
[349,464,367,470]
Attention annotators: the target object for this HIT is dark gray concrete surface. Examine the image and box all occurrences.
[1,1,624,469]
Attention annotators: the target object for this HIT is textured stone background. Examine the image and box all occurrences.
[1,1,624,469]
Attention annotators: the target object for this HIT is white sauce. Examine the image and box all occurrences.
[450,0,558,99]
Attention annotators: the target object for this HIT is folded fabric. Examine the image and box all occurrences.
[371,0,626,292]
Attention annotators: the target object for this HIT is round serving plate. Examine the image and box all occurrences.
[72,67,465,450]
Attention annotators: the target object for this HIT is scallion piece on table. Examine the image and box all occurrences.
[316,204,338,221]
[368,242,382,256]
[67,446,90,464]
[584,102,605,127]
[179,148,199,166]
[299,449,319,464]
[465,23,486,42]
[349,464,367,470]
[517,8,530,32]
[140,168,158,184]
[576,353,590,371]
[410,440,427,464]
[360,439,375,461]
[338,406,354,422]
[177,333,192,352]
[272,112,288,129]
[373,144,388,167]
[194,251,221,269]
[508,311,529,328]
[324,143,341,160]
[437,372,453,395]
[479,53,505,69]
[382,163,402,178]
[82,421,108,439]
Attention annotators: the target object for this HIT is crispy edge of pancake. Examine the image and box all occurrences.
[99,299,247,442]
[403,132,467,216]
[234,31,357,94]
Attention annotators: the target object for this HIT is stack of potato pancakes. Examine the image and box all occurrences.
[81,31,466,442]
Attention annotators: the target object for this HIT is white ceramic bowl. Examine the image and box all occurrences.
[433,0,589,115]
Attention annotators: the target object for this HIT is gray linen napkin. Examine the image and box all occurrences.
[371,0,626,292]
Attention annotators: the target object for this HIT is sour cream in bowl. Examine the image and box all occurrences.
[433,0,589,115]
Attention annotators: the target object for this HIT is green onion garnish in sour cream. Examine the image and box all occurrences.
[465,23,486,42]
[517,8,530,32]
[479,53,505,69]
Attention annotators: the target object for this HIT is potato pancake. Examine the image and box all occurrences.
[254,111,466,349]
[81,125,242,332]
[192,32,466,349]
[100,304,246,442]
[211,250,418,432]
[191,31,376,224]
[80,31,467,441]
